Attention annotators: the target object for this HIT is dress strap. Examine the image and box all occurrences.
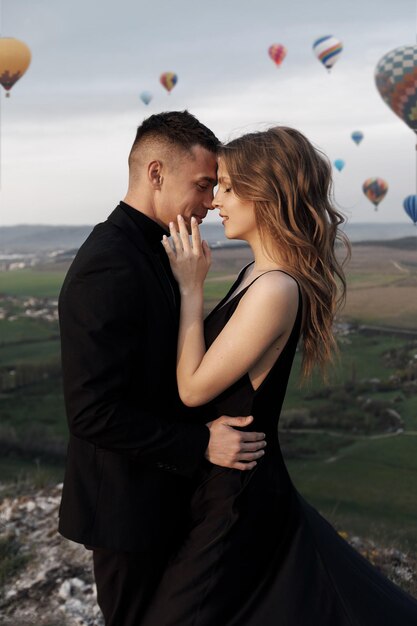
[244,269,301,293]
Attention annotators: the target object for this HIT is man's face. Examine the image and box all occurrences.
[154,145,217,232]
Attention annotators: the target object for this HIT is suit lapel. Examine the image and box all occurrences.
[107,206,178,317]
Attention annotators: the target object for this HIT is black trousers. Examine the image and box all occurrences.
[90,546,169,626]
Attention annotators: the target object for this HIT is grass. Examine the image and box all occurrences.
[0,456,64,488]
[0,269,66,299]
[281,334,406,411]
[0,318,59,345]
[286,434,417,551]
[346,272,403,287]
[0,378,68,439]
[0,340,60,367]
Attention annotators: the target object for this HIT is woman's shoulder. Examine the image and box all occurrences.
[238,269,300,316]
[248,269,299,296]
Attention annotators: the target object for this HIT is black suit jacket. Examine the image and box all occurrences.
[58,204,209,552]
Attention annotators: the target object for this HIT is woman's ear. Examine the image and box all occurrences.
[148,160,163,189]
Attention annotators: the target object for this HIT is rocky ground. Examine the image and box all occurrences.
[0,484,102,626]
[0,484,416,626]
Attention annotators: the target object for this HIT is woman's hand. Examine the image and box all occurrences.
[162,215,211,295]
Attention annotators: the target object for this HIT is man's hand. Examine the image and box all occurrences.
[205,415,266,470]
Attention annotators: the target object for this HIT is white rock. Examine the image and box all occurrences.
[59,579,73,600]
[23,500,36,513]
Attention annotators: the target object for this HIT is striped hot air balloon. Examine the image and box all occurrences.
[160,72,178,93]
[0,37,31,97]
[403,195,417,225]
[313,35,343,72]
[362,178,388,211]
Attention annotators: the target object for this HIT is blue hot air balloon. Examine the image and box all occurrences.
[351,131,364,146]
[403,195,417,225]
[334,159,345,172]
[140,90,153,105]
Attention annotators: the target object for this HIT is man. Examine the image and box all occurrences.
[58,110,266,625]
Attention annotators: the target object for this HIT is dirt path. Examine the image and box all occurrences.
[391,260,410,274]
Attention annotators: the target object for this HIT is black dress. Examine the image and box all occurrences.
[142,265,417,625]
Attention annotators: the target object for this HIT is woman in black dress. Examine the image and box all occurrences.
[142,126,417,625]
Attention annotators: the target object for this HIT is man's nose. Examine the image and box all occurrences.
[203,192,215,210]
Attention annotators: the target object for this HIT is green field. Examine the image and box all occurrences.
[0,339,60,366]
[0,262,416,553]
[0,268,66,298]
[0,318,59,344]
[287,435,417,550]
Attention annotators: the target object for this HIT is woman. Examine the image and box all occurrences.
[142,127,417,625]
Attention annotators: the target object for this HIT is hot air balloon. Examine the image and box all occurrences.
[0,37,31,97]
[268,44,287,68]
[334,159,345,172]
[362,178,388,211]
[160,72,178,93]
[351,131,364,146]
[313,36,343,72]
[140,91,153,105]
[375,45,417,133]
[403,195,417,225]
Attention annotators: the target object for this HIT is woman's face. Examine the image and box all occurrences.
[212,158,256,241]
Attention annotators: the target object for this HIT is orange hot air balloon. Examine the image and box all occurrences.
[268,44,287,67]
[0,37,31,97]
[160,72,178,93]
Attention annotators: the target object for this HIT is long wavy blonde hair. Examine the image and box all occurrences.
[219,126,351,381]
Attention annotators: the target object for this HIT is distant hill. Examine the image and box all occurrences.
[1,223,416,254]
[0,225,94,253]
[352,236,417,251]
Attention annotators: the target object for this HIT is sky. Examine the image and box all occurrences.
[0,0,416,226]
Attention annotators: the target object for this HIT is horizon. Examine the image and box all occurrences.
[0,219,414,228]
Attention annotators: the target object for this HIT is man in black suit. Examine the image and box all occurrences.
[58,111,266,625]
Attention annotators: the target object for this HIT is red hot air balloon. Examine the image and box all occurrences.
[0,37,31,97]
[160,72,178,93]
[268,44,287,68]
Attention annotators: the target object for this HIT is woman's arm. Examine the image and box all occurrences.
[163,216,299,407]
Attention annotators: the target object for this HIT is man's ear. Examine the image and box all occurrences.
[148,160,163,189]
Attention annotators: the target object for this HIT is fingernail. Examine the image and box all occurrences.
[191,216,196,223]
[169,221,174,228]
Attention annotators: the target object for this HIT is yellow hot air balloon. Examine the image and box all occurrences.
[0,37,31,97]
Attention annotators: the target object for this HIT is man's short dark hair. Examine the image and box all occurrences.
[132,110,220,155]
